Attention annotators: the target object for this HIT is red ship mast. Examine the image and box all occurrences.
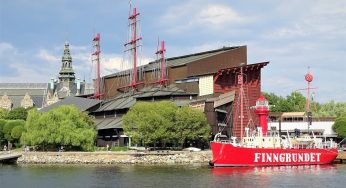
[304,67,315,132]
[154,40,168,86]
[91,33,104,99]
[238,65,244,141]
[119,6,144,92]
[297,67,317,133]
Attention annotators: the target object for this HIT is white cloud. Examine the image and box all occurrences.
[266,0,346,40]
[0,42,16,54]
[36,49,59,63]
[160,1,251,33]
[269,24,308,38]
[197,5,243,25]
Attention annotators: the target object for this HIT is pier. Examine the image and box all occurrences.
[0,152,22,164]
[336,152,346,164]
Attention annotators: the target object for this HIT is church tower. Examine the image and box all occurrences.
[58,42,75,87]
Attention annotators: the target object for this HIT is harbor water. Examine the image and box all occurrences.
[1,164,346,188]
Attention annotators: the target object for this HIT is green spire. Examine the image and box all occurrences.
[59,42,75,83]
[62,42,72,63]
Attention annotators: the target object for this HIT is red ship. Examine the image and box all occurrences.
[209,67,338,167]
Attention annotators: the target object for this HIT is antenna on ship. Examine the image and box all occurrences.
[304,67,316,133]
[296,67,317,134]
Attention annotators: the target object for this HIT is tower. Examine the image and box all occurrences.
[58,42,75,87]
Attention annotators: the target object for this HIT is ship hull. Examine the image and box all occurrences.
[210,142,338,167]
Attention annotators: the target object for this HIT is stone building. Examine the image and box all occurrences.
[0,42,93,110]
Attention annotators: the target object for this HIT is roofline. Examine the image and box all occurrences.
[165,46,244,62]
[104,45,245,79]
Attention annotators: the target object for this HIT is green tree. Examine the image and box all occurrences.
[262,92,294,112]
[123,101,210,149]
[0,108,8,119]
[2,120,25,143]
[21,105,96,151]
[123,101,178,147]
[0,119,7,144]
[313,101,346,117]
[332,116,346,137]
[287,92,306,112]
[7,107,28,120]
[173,106,210,148]
[11,125,25,143]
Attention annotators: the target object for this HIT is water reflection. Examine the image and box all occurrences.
[211,166,254,175]
[211,165,339,188]
[1,164,344,188]
[212,164,337,176]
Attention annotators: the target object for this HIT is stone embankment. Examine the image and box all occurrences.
[17,150,212,165]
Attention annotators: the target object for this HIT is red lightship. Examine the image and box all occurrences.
[209,67,338,167]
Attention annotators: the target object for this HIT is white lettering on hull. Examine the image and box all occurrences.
[254,153,321,163]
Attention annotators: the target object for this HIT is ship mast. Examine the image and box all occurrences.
[304,67,315,133]
[91,33,103,99]
[297,67,317,133]
[118,5,144,93]
[126,6,143,92]
[154,40,168,86]
[238,65,244,141]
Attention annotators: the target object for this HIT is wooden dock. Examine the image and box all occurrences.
[335,152,346,164]
[0,152,22,163]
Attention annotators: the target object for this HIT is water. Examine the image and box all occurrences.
[1,164,346,188]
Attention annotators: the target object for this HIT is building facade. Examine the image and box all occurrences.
[268,112,337,139]
[93,46,269,146]
[0,42,94,110]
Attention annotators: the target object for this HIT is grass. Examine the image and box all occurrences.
[96,146,129,152]
[111,146,128,152]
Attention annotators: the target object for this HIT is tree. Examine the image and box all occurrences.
[0,108,8,119]
[123,101,211,149]
[11,125,25,143]
[7,107,28,120]
[313,101,346,118]
[332,116,346,137]
[173,106,210,148]
[21,105,96,151]
[262,91,346,118]
[286,92,306,112]
[2,120,25,143]
[0,119,7,144]
[123,101,177,147]
[262,92,292,112]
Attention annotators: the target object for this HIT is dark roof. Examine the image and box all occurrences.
[0,83,48,89]
[95,84,197,112]
[40,96,102,112]
[0,83,48,108]
[105,46,242,78]
[95,117,123,130]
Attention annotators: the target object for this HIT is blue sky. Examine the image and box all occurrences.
[0,0,345,102]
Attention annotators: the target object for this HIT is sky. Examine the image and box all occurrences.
[0,0,345,103]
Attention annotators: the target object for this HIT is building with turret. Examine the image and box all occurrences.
[0,42,94,110]
[46,42,93,105]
